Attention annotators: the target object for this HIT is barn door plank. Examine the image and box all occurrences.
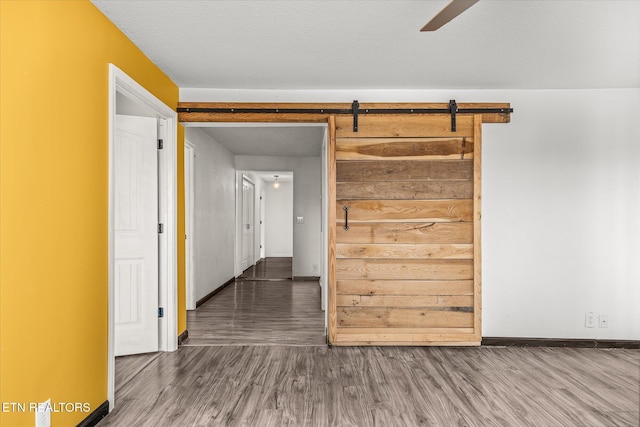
[336,222,473,244]
[336,160,473,181]
[335,114,474,138]
[336,137,474,161]
[336,181,473,200]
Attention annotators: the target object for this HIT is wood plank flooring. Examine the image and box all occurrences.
[237,257,293,281]
[99,346,639,426]
[105,258,638,426]
[185,258,325,346]
[114,352,162,393]
[185,280,325,346]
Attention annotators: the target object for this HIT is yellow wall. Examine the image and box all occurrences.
[0,1,185,426]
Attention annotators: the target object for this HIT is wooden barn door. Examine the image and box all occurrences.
[328,114,482,346]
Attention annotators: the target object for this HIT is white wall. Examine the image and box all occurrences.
[264,180,293,257]
[185,128,236,301]
[480,89,640,340]
[235,156,322,277]
[185,87,640,341]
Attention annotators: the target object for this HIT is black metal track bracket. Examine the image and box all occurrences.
[352,100,360,132]
[449,99,458,132]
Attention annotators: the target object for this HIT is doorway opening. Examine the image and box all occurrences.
[182,123,328,345]
[240,175,257,272]
[238,171,294,281]
[107,64,178,410]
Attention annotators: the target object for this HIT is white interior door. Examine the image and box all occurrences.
[114,114,159,356]
[260,190,266,259]
[184,142,196,310]
[241,178,255,271]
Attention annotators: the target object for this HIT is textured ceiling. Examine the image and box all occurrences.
[92,0,639,90]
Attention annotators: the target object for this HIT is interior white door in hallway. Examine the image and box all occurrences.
[114,114,159,356]
[241,178,255,271]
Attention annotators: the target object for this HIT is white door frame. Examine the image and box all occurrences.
[240,174,256,272]
[184,140,196,310]
[321,128,329,317]
[108,64,178,410]
[258,189,265,261]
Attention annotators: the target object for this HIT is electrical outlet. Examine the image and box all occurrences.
[313,264,318,272]
[599,315,608,328]
[585,312,598,328]
[35,399,51,427]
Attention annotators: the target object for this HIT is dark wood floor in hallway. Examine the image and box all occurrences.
[185,257,325,346]
[99,345,639,426]
[185,280,326,346]
[237,257,293,281]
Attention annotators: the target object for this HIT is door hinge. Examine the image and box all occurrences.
[158,139,164,149]
[158,307,164,318]
[158,223,164,234]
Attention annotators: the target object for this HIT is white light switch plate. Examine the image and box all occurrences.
[35,399,51,427]
[585,312,598,328]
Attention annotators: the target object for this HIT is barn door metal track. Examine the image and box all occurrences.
[177,100,514,132]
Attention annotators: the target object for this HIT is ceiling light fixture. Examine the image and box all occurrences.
[273,175,280,189]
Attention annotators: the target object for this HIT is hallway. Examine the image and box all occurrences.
[185,257,325,346]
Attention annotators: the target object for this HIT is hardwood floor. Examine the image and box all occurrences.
[99,346,639,426]
[104,259,638,426]
[115,352,161,393]
[186,257,325,346]
[238,257,293,281]
[185,279,326,346]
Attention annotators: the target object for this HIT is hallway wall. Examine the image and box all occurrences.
[186,128,236,300]
[235,156,322,277]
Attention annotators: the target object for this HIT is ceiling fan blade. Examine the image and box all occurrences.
[420,0,479,32]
